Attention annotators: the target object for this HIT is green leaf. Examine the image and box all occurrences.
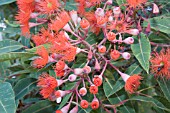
[103,78,125,97]
[116,0,126,5]
[0,0,16,6]
[119,106,136,113]
[58,93,72,109]
[0,52,35,62]
[22,100,56,113]
[131,33,151,73]
[0,61,11,77]
[148,32,170,44]
[125,63,143,75]
[157,78,170,102]
[21,36,30,47]
[26,44,51,53]
[143,14,170,34]
[0,82,16,113]
[85,34,98,45]
[65,0,77,11]
[129,96,170,111]
[14,78,37,100]
[0,39,23,54]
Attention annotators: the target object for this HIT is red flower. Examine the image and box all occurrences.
[50,11,71,32]
[110,50,120,60]
[38,0,60,14]
[37,73,58,98]
[126,0,147,8]
[89,85,98,94]
[125,74,143,94]
[32,46,49,68]
[56,110,62,113]
[150,49,170,79]
[80,100,89,109]
[55,60,66,70]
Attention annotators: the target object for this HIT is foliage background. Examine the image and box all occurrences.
[0,0,170,113]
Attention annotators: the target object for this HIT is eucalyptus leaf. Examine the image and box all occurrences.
[0,82,16,113]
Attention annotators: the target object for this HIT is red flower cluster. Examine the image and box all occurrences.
[150,49,170,79]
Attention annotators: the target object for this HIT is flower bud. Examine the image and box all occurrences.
[77,17,81,23]
[68,74,77,82]
[95,59,101,70]
[91,98,99,110]
[108,16,113,22]
[125,29,139,36]
[95,8,105,17]
[106,0,112,5]
[123,37,134,44]
[122,52,131,60]
[93,75,103,86]
[70,106,78,113]
[80,19,90,30]
[56,79,68,87]
[107,32,116,41]
[153,3,159,14]
[89,85,98,94]
[83,66,91,74]
[113,7,121,15]
[79,87,87,96]
[70,10,78,25]
[74,68,83,75]
[110,50,120,60]
[80,100,89,109]
[88,50,93,60]
[98,45,106,53]
[60,103,71,113]
[56,97,62,103]
[63,23,72,32]
[97,17,107,27]
[55,90,70,98]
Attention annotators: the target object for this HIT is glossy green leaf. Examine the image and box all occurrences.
[0,61,11,77]
[22,100,56,113]
[119,106,136,113]
[0,82,16,113]
[148,32,170,44]
[143,14,170,34]
[0,0,16,6]
[103,78,125,97]
[14,78,37,100]
[0,52,35,62]
[157,78,170,102]
[26,44,51,53]
[125,63,143,75]
[65,0,77,11]
[131,33,151,73]
[116,0,126,5]
[58,93,72,109]
[129,96,170,111]
[0,39,23,54]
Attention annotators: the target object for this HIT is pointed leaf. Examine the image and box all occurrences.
[0,52,35,62]
[143,14,170,34]
[22,100,56,113]
[125,63,143,75]
[129,96,170,111]
[0,39,23,54]
[157,78,170,102]
[131,33,151,73]
[14,78,37,100]
[0,82,16,113]
[0,0,16,6]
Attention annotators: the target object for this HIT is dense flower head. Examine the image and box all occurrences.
[50,11,71,32]
[125,74,143,94]
[37,73,58,98]
[150,49,170,79]
[126,0,147,8]
[38,0,60,14]
[32,46,49,68]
